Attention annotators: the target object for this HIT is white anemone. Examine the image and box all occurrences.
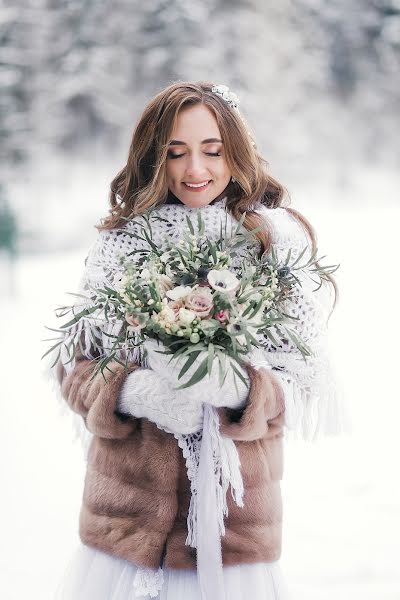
[207,269,240,294]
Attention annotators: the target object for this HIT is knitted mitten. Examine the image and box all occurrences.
[117,368,204,435]
[143,338,253,410]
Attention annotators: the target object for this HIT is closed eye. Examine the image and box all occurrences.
[167,151,221,159]
[168,153,185,159]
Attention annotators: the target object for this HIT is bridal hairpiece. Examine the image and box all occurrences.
[211,84,256,148]
[211,84,240,111]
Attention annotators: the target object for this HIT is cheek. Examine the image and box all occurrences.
[218,158,231,179]
[166,162,179,183]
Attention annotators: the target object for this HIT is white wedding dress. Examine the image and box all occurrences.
[54,541,293,599]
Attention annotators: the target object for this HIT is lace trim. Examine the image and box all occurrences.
[174,430,202,546]
[133,566,164,598]
[174,406,244,548]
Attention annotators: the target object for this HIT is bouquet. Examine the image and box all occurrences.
[43,209,339,389]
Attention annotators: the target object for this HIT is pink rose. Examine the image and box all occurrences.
[185,288,214,319]
[214,309,230,323]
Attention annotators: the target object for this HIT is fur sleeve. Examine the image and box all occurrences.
[217,365,285,442]
[56,352,140,440]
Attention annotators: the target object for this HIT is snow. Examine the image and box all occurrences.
[0,198,399,599]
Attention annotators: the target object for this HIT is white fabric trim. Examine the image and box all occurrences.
[133,565,164,598]
[175,405,244,600]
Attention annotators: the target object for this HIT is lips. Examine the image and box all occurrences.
[183,180,211,192]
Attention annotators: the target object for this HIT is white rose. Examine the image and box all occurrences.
[178,307,197,326]
[166,285,192,301]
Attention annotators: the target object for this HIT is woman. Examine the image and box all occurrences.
[52,81,348,599]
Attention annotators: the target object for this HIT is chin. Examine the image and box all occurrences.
[180,196,215,208]
[173,186,228,208]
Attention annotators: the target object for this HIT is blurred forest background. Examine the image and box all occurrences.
[1,3,400,599]
[1,0,399,256]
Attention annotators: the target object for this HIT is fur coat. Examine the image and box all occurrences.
[56,349,286,570]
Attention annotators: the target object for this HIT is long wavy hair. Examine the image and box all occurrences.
[97,81,338,315]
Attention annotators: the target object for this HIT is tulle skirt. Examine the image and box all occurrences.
[54,542,293,600]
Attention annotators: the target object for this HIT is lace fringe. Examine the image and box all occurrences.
[41,353,94,461]
[255,346,353,444]
[281,376,352,443]
[174,407,244,549]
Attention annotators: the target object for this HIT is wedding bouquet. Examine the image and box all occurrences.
[43,209,338,389]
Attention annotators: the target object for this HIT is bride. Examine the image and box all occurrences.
[51,81,349,600]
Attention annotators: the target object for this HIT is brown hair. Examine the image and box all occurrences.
[97,81,338,317]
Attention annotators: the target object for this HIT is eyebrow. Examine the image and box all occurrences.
[168,138,223,145]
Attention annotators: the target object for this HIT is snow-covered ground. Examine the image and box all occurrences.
[0,201,399,599]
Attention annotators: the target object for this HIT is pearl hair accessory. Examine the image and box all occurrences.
[211,84,241,111]
[211,83,256,148]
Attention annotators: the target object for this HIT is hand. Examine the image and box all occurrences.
[118,367,204,435]
[143,338,251,410]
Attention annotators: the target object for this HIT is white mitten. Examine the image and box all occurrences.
[117,368,204,435]
[143,338,253,410]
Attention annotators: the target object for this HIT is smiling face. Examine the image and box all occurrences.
[165,103,232,208]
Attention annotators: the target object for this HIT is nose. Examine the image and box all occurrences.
[184,152,209,180]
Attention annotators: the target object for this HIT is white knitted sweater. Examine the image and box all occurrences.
[56,196,350,449]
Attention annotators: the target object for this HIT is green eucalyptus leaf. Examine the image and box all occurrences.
[207,343,214,375]
[178,350,202,379]
[175,356,209,389]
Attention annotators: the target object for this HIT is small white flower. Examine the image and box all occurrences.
[140,268,151,280]
[160,306,177,324]
[113,272,130,289]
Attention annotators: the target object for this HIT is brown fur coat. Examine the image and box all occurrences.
[56,355,286,570]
